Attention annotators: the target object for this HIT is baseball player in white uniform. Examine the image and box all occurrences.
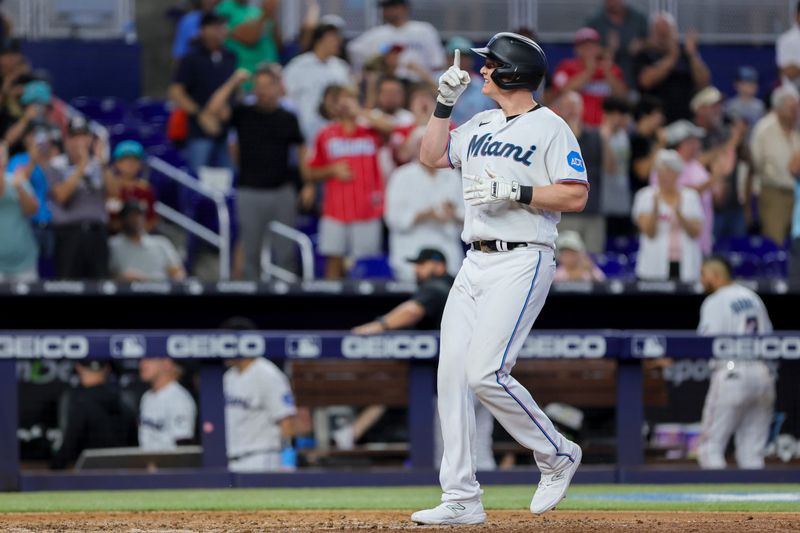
[697,257,776,469]
[224,357,297,472]
[138,358,196,450]
[413,33,589,525]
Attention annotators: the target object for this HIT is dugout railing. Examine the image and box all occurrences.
[2,330,799,491]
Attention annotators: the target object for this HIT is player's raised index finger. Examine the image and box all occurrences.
[453,49,460,69]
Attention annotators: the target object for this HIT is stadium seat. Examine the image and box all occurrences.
[727,251,761,278]
[715,235,781,256]
[592,253,630,279]
[348,256,394,280]
[761,251,788,278]
[70,96,128,125]
[134,98,171,125]
[605,235,639,255]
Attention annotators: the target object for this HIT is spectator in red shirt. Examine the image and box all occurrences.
[306,85,394,279]
[552,27,627,126]
[107,140,157,234]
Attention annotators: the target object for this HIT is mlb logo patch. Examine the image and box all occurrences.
[567,151,585,172]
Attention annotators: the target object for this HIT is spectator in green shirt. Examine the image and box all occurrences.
[216,0,280,89]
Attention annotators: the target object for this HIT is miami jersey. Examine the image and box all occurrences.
[447,106,588,247]
[698,284,773,335]
[223,358,297,459]
[138,381,196,451]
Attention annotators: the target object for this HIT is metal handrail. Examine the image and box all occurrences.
[64,104,233,279]
[147,156,231,280]
[259,221,315,282]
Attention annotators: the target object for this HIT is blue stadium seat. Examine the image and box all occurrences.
[715,235,781,255]
[727,251,761,278]
[593,252,630,279]
[349,256,394,280]
[605,235,639,255]
[761,251,788,278]
[134,98,170,125]
[71,96,128,125]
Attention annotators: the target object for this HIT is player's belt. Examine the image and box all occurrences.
[470,240,529,252]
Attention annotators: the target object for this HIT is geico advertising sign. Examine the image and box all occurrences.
[0,336,89,358]
[518,335,607,358]
[166,334,266,358]
[713,336,800,360]
[341,335,438,359]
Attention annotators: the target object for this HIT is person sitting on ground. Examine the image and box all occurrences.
[553,231,606,283]
[109,200,186,282]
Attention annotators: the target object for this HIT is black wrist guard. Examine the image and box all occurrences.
[434,102,453,119]
[517,185,533,205]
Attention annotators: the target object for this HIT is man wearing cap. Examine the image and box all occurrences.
[284,23,351,141]
[354,248,454,334]
[347,0,446,82]
[777,2,800,93]
[634,13,711,123]
[169,12,237,172]
[655,119,733,255]
[552,27,627,126]
[172,0,220,61]
[50,361,137,469]
[750,85,800,245]
[44,116,115,279]
[109,200,186,282]
[691,87,749,242]
[725,66,766,129]
[3,80,54,156]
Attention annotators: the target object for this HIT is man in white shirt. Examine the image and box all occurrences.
[385,130,464,280]
[224,356,297,472]
[776,2,800,92]
[283,23,352,141]
[696,257,775,469]
[347,0,446,81]
[138,358,196,450]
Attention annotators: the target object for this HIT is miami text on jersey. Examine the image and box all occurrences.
[466,133,536,166]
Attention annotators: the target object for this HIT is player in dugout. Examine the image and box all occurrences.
[696,256,776,470]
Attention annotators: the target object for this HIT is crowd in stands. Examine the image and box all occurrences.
[0,0,800,285]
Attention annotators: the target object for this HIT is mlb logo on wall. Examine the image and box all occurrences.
[567,151,585,172]
[286,335,322,358]
[110,335,147,358]
[631,335,666,358]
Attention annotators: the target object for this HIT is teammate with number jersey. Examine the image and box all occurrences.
[697,257,776,470]
[412,33,589,525]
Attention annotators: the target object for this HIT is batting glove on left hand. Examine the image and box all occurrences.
[437,50,471,106]
[463,167,521,206]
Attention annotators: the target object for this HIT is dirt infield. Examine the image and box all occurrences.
[1,510,799,532]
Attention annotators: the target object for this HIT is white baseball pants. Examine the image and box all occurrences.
[437,247,578,502]
[697,362,775,469]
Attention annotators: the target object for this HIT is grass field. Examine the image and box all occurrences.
[1,484,799,513]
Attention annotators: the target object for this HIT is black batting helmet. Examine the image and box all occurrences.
[471,32,547,91]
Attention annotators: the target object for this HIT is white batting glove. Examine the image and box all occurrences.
[463,167,521,206]
[437,49,471,106]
